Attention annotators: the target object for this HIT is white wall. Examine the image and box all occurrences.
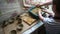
[0,0,24,24]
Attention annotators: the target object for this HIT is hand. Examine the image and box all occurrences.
[35,2,44,7]
[35,2,44,6]
[42,9,55,17]
[35,4,40,7]
[49,12,55,17]
[39,2,45,6]
[31,1,41,7]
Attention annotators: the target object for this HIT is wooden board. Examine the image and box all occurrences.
[20,13,37,25]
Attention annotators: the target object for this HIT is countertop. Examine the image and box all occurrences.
[3,12,44,34]
[22,21,43,34]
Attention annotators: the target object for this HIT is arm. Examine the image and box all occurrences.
[38,9,55,21]
[38,9,44,21]
[40,0,52,6]
[42,9,55,17]
[31,0,52,7]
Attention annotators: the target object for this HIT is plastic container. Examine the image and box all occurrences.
[28,7,46,19]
